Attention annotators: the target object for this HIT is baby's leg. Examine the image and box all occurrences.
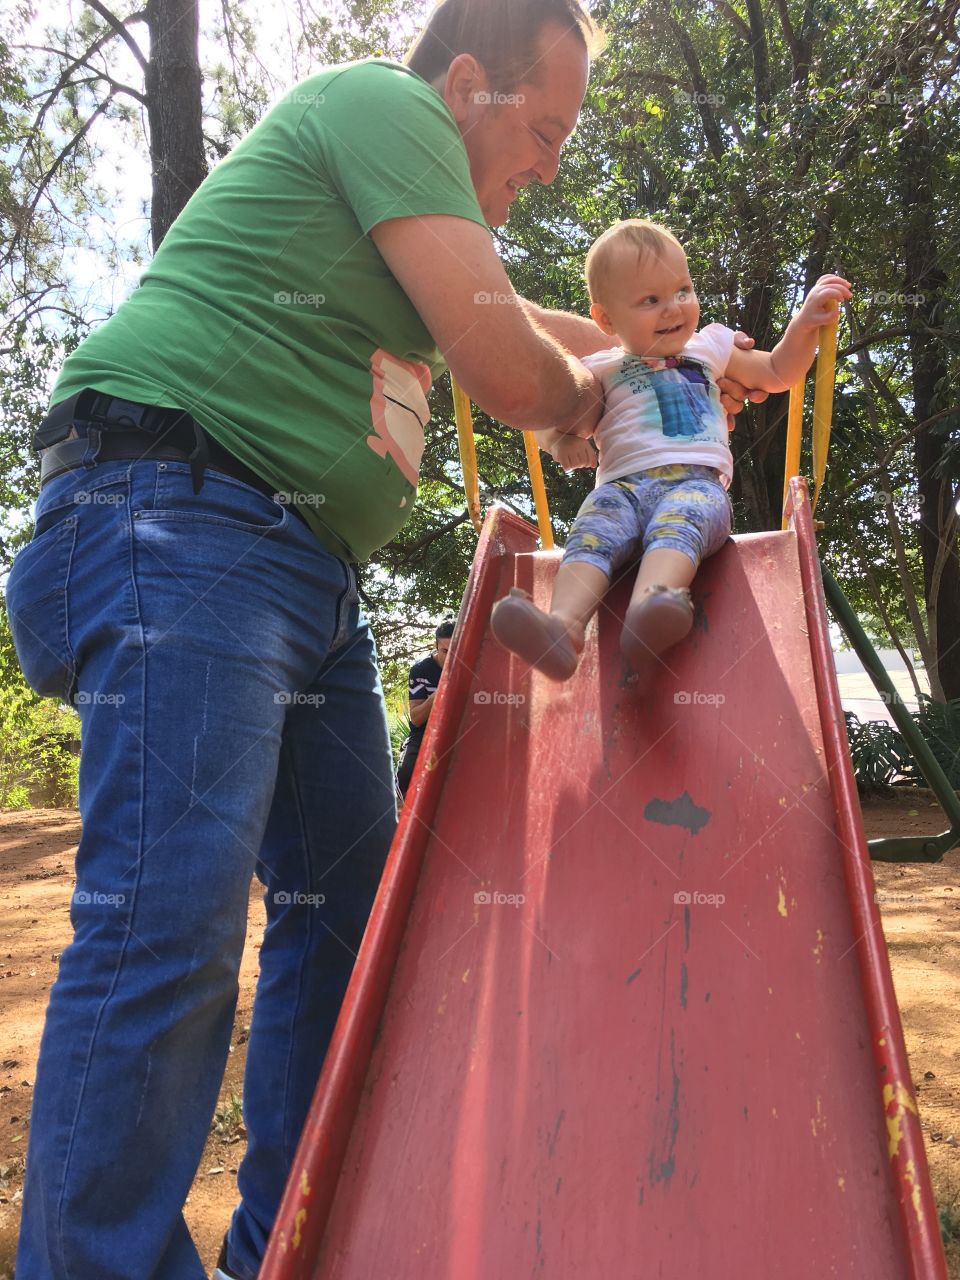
[621,468,732,681]
[491,481,641,680]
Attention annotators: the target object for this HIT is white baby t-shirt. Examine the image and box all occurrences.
[582,323,737,488]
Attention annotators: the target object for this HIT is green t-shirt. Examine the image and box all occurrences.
[52,59,487,561]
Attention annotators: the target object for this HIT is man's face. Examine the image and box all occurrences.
[443,23,589,227]
[435,637,452,668]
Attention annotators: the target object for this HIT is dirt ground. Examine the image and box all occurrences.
[0,793,957,1278]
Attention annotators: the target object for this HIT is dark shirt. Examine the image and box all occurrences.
[406,654,443,751]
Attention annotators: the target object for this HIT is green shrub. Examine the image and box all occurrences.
[0,686,79,809]
[913,694,960,788]
[843,712,920,789]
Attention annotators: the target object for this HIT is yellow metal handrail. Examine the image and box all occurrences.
[450,378,555,548]
[782,310,839,529]
[452,379,482,533]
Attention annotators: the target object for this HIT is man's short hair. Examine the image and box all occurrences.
[405,0,605,93]
[435,620,456,641]
[585,219,684,306]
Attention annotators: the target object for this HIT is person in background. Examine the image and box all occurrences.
[396,620,455,799]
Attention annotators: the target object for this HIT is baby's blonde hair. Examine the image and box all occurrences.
[584,219,685,305]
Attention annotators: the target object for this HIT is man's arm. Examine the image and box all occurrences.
[517,299,612,359]
[409,691,435,728]
[370,216,602,438]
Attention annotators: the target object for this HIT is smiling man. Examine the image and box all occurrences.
[7,4,761,1279]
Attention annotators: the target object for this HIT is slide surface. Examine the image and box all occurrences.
[262,484,946,1280]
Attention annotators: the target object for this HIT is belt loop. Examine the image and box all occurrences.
[80,426,102,469]
[186,420,209,494]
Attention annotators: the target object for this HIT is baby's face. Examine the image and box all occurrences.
[592,240,700,359]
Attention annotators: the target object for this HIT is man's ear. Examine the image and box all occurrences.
[590,301,617,336]
[441,52,488,124]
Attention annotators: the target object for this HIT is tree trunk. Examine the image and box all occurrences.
[144,0,206,250]
[900,112,960,702]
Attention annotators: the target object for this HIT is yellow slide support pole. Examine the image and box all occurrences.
[522,432,556,550]
[781,381,805,530]
[811,310,839,516]
[452,378,483,533]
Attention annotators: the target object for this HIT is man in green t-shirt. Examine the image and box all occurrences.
[7,3,764,1276]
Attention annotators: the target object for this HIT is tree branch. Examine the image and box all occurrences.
[82,0,149,73]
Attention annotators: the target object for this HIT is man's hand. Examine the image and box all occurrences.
[552,435,597,471]
[717,331,770,431]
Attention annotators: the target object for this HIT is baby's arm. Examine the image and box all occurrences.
[534,427,598,471]
[724,275,852,392]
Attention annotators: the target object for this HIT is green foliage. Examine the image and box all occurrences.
[0,686,79,809]
[844,694,960,791]
[844,712,919,790]
[0,605,79,809]
[913,694,960,789]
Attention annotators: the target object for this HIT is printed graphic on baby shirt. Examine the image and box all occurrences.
[609,354,718,441]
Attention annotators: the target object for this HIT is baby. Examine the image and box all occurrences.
[492,218,851,684]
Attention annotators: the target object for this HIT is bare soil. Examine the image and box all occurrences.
[0,794,956,1278]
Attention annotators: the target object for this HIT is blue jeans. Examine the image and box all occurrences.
[5,459,397,1280]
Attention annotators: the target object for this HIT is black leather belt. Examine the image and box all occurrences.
[39,430,280,506]
[34,390,310,525]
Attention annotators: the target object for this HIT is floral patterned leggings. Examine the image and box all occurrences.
[563,464,733,577]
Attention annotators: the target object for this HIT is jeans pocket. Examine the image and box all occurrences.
[141,462,290,534]
[6,512,79,700]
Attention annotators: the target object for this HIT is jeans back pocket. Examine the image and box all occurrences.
[5,510,79,701]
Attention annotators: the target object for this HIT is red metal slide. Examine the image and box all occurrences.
[261,479,947,1280]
